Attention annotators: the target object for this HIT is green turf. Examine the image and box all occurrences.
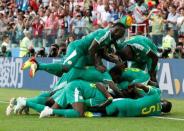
[0,88,184,131]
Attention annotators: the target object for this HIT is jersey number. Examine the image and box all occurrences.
[141,103,161,115]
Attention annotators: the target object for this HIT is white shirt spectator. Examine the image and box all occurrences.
[167,13,179,30]
[73,16,85,35]
[177,15,184,33]
[129,3,148,24]
[42,0,49,7]
[101,10,111,24]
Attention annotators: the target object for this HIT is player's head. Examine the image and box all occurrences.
[117,45,133,61]
[161,99,172,113]
[109,63,126,83]
[110,23,126,41]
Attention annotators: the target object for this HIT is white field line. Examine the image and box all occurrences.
[0,100,9,104]
[153,116,184,121]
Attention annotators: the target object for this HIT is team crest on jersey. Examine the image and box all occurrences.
[90,83,96,88]
[67,61,72,65]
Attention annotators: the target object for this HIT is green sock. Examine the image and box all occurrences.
[27,96,48,105]
[38,63,63,77]
[26,101,45,112]
[53,109,80,118]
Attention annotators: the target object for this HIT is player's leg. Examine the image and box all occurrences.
[40,103,83,118]
[14,97,46,114]
[27,92,51,105]
[22,57,64,77]
[38,63,64,77]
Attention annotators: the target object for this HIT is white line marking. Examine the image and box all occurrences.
[153,116,184,121]
[0,100,9,104]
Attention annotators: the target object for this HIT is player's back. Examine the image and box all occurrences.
[121,68,149,83]
[74,28,110,53]
[126,87,161,117]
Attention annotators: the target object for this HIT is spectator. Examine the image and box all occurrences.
[110,2,119,22]
[42,0,50,7]
[162,27,176,58]
[83,9,93,33]
[19,31,33,57]
[26,47,36,57]
[57,7,67,43]
[44,12,58,47]
[72,13,85,39]
[58,43,67,57]
[118,5,125,19]
[150,8,164,46]
[100,4,112,27]
[48,44,59,57]
[0,46,12,57]
[36,47,47,57]
[177,8,184,38]
[1,34,10,51]
[164,5,179,43]
[32,16,44,47]
[14,16,24,44]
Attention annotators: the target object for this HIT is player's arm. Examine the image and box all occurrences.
[102,52,122,64]
[95,83,113,108]
[106,81,125,98]
[89,40,106,72]
[133,83,149,93]
[147,50,158,82]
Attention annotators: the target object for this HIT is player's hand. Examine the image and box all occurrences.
[96,65,106,73]
[98,97,113,108]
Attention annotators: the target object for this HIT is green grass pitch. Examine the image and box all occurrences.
[0,88,184,131]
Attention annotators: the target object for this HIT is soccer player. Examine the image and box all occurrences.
[12,80,113,118]
[104,85,172,117]
[22,22,126,78]
[116,35,159,83]
[109,64,150,90]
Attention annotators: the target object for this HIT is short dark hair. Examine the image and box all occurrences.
[109,64,124,77]
[170,5,177,10]
[2,34,9,41]
[166,27,173,32]
[161,100,172,113]
[179,7,184,11]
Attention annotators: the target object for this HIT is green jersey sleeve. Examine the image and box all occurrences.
[130,43,150,55]
[94,29,111,46]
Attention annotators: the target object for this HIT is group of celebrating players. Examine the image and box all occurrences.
[6,16,172,118]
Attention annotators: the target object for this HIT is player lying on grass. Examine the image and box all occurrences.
[6,65,125,116]
[116,35,159,84]
[22,21,127,78]
[10,81,172,118]
[8,80,113,118]
[103,85,172,117]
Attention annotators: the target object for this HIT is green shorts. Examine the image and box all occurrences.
[84,90,107,107]
[65,82,106,107]
[52,88,68,109]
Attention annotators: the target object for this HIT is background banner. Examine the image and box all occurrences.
[0,58,184,98]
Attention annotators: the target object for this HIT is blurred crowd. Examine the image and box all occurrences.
[1,0,184,58]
